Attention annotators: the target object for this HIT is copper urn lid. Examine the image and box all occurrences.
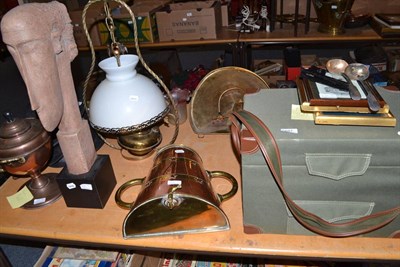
[0,112,49,160]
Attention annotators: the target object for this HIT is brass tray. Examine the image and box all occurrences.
[296,77,390,114]
[190,67,269,134]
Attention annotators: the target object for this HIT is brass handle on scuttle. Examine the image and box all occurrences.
[115,178,145,209]
[208,171,238,203]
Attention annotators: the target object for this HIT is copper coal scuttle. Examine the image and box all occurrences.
[115,144,238,238]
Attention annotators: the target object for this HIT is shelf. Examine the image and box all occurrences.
[78,27,240,51]
[239,23,385,44]
[77,23,399,70]
[78,23,398,52]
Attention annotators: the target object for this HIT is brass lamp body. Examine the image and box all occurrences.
[118,127,162,159]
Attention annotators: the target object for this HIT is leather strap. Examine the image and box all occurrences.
[230,110,400,237]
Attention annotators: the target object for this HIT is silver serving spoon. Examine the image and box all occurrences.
[345,63,380,112]
[326,59,361,100]
[344,63,369,81]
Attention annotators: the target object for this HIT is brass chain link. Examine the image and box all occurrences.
[103,1,127,66]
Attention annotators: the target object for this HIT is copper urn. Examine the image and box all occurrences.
[0,113,61,208]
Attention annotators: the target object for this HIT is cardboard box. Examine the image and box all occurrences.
[69,9,102,47]
[132,0,171,7]
[221,3,230,27]
[69,2,124,47]
[253,59,284,87]
[156,1,221,41]
[98,3,161,45]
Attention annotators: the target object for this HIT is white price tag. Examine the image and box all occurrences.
[66,183,76,189]
[168,180,182,186]
[80,184,93,191]
[33,198,46,205]
[280,128,299,134]
[129,95,139,101]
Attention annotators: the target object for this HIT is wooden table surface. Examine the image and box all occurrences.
[1,115,399,261]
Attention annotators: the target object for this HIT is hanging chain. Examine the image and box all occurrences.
[103,1,127,66]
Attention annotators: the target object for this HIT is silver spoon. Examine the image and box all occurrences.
[326,59,361,100]
[344,63,369,81]
[345,63,380,112]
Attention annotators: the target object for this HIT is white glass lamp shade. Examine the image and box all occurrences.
[89,55,167,129]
